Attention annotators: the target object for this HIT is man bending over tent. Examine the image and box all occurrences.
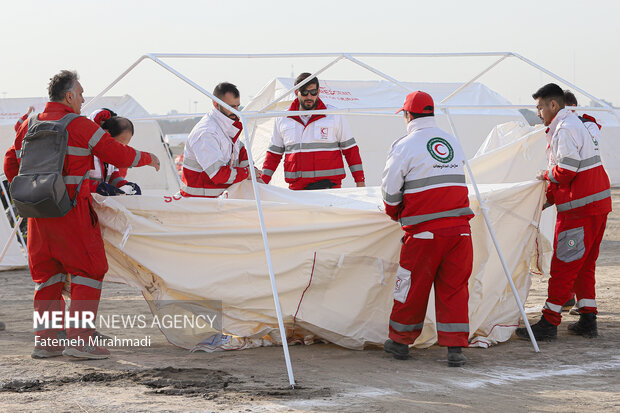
[88,108,142,196]
[261,73,366,190]
[180,82,260,198]
[516,83,611,341]
[381,91,474,366]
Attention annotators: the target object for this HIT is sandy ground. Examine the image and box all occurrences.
[0,191,619,413]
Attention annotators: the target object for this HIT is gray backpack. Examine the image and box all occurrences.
[10,113,89,218]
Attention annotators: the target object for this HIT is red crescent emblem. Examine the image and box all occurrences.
[434,143,447,156]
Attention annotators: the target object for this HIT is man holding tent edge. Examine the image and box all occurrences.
[261,73,366,190]
[516,83,611,341]
[181,82,261,198]
[381,91,474,366]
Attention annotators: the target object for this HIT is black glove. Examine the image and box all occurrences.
[96,182,125,196]
[126,182,141,195]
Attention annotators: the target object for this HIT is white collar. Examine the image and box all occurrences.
[407,116,437,134]
[547,108,571,136]
[210,108,241,139]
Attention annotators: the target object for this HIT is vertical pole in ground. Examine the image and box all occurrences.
[239,113,296,387]
[443,108,540,352]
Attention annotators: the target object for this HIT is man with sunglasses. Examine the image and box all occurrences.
[261,73,365,190]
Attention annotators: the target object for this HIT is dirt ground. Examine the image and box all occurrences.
[0,191,619,413]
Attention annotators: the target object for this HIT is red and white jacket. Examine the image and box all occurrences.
[381,117,474,233]
[261,98,364,190]
[88,155,128,191]
[543,108,611,217]
[180,109,249,198]
[4,102,152,201]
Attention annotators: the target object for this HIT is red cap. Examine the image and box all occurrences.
[396,91,434,114]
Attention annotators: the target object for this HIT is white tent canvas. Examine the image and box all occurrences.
[95,180,545,350]
[245,78,528,188]
[0,96,180,195]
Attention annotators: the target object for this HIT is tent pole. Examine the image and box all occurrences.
[146,56,242,118]
[82,55,149,114]
[0,177,27,255]
[343,54,415,93]
[0,217,22,264]
[239,113,296,388]
[443,108,540,353]
[440,54,510,104]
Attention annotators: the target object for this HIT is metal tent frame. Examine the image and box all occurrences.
[83,52,620,388]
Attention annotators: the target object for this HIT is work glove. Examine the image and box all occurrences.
[96,182,125,196]
[119,182,142,195]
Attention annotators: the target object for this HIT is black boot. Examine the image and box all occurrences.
[568,313,598,338]
[384,339,410,360]
[447,347,467,367]
[515,316,557,341]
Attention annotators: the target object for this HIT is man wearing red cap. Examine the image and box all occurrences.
[261,73,365,190]
[381,91,474,366]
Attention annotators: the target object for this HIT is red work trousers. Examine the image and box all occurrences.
[388,228,473,347]
[30,197,108,343]
[543,213,607,325]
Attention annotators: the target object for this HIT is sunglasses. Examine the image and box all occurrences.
[299,88,319,97]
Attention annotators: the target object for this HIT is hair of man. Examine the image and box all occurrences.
[48,70,79,102]
[532,83,565,107]
[213,82,240,100]
[294,72,320,89]
[563,90,579,106]
[409,106,435,119]
[102,116,134,138]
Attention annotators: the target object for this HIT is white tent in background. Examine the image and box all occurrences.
[245,78,527,187]
[0,96,180,195]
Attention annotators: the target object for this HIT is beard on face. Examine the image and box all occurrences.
[219,105,238,121]
[301,98,317,110]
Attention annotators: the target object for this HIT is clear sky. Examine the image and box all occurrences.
[1,0,619,114]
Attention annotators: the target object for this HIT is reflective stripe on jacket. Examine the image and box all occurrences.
[3,102,151,200]
[543,108,611,217]
[180,109,249,198]
[88,156,128,191]
[381,117,473,233]
[261,98,364,190]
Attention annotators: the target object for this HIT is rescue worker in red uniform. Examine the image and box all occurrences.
[560,90,604,314]
[261,73,365,190]
[181,82,258,198]
[4,70,160,359]
[516,83,611,341]
[381,91,474,366]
